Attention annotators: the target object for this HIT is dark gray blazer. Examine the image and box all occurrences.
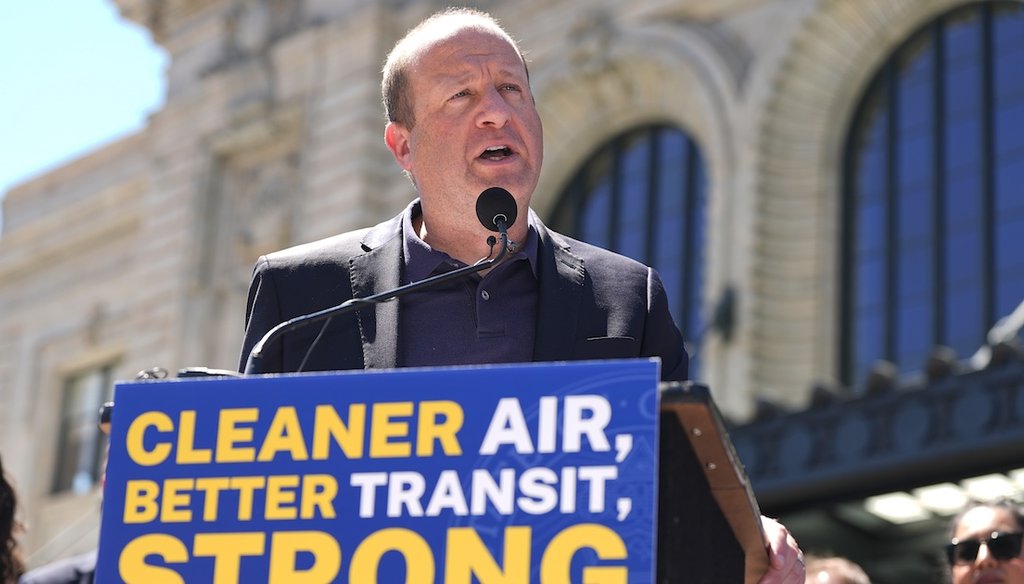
[239,208,689,381]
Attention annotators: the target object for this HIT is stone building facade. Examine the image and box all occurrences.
[1,0,1020,580]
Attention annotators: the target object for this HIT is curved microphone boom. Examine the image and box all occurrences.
[245,187,519,375]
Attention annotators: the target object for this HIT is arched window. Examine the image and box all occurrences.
[842,2,1024,387]
[551,125,708,378]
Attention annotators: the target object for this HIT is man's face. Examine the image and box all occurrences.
[385,26,543,219]
[950,506,1024,584]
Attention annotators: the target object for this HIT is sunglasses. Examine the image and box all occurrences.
[946,531,1024,565]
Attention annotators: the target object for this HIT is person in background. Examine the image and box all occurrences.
[1,456,25,584]
[240,7,805,582]
[16,551,95,584]
[945,499,1024,584]
[14,408,106,584]
[804,555,870,584]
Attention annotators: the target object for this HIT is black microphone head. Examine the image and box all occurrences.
[475,187,518,232]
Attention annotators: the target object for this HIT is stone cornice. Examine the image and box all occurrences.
[206,103,303,156]
[626,0,774,21]
[0,181,143,283]
[115,0,221,44]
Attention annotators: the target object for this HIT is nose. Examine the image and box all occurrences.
[476,86,511,128]
[975,541,999,568]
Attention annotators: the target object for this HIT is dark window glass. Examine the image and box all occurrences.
[995,100,1024,156]
[616,134,652,260]
[996,212,1024,316]
[552,125,708,378]
[996,158,1024,216]
[842,2,1024,387]
[52,366,114,494]
[945,114,983,173]
[655,131,689,322]
[580,152,613,246]
[898,38,935,135]
[854,312,886,377]
[993,5,1024,98]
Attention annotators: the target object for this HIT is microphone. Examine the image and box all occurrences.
[476,187,517,233]
[244,187,518,375]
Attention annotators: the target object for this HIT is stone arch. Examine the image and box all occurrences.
[532,16,744,219]
[751,0,1015,399]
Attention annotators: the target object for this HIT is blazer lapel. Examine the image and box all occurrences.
[349,214,403,369]
[532,223,585,362]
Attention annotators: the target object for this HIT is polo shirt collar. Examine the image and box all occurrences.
[401,199,539,283]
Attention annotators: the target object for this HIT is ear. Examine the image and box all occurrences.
[384,122,413,172]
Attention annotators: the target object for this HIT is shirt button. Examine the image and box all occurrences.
[481,290,490,300]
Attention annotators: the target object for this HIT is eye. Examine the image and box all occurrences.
[500,83,522,93]
[449,89,471,100]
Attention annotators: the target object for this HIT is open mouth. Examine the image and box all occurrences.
[480,145,513,161]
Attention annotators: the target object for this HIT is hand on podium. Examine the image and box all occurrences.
[758,516,806,584]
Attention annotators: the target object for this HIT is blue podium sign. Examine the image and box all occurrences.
[97,359,661,583]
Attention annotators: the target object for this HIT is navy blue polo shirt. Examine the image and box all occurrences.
[397,202,539,368]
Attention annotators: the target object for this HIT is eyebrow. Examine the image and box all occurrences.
[433,61,527,85]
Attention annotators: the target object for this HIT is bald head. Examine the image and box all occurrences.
[382,8,528,128]
[804,556,870,584]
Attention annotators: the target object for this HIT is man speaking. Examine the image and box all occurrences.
[239,8,804,583]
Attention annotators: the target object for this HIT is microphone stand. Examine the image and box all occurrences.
[244,226,510,375]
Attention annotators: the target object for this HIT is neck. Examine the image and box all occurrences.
[414,209,528,267]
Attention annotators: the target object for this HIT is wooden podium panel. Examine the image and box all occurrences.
[658,382,770,584]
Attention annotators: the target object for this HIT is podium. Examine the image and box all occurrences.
[658,382,769,583]
[97,360,767,583]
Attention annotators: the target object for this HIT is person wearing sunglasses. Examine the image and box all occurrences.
[946,500,1024,584]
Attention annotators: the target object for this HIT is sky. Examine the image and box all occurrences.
[0,0,167,213]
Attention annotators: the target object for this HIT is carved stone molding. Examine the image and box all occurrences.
[533,13,744,219]
[115,0,212,43]
[568,8,619,79]
[221,0,305,64]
